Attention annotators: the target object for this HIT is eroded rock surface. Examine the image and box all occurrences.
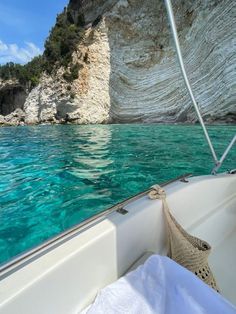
[104,0,236,123]
[2,0,236,125]
[24,20,111,125]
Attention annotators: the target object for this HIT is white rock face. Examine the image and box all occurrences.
[24,21,111,125]
[23,0,236,124]
[105,0,236,123]
[24,77,61,124]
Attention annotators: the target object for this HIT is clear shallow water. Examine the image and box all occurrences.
[0,124,235,265]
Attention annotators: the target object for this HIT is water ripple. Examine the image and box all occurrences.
[0,124,235,265]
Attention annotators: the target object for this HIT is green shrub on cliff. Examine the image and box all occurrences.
[62,63,80,82]
[0,8,85,86]
[0,55,44,88]
[43,8,84,73]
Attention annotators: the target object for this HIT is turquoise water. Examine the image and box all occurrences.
[0,124,235,265]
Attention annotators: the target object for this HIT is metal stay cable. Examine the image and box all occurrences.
[164,0,235,173]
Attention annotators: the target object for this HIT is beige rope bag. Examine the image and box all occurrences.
[149,185,219,292]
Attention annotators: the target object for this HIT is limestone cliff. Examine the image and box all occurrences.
[1,0,236,125]
[24,23,111,124]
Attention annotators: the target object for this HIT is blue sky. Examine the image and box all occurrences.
[0,0,69,64]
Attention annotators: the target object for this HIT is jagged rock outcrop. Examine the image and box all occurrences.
[0,108,25,126]
[2,0,236,125]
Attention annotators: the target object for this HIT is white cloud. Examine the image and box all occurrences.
[0,41,8,52]
[0,40,43,64]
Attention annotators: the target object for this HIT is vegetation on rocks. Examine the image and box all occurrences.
[0,56,44,89]
[0,7,85,86]
[44,8,85,73]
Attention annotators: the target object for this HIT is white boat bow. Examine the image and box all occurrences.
[0,172,235,313]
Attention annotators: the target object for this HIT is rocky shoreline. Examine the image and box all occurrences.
[0,0,235,126]
[0,114,235,127]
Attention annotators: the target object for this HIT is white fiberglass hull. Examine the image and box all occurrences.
[0,173,235,313]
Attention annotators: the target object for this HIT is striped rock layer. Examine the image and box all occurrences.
[24,0,236,124]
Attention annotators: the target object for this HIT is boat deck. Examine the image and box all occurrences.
[0,173,235,313]
[187,185,236,305]
[211,229,236,304]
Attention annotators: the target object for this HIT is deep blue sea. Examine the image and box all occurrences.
[0,124,235,265]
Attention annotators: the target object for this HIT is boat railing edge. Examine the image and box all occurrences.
[0,173,192,278]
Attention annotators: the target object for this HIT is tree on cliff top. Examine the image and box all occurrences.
[43,8,85,73]
[0,7,85,86]
[0,55,44,88]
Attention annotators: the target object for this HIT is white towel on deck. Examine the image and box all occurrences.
[82,255,236,314]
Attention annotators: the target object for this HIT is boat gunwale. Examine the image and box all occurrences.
[0,173,192,277]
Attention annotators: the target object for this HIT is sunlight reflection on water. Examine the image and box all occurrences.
[0,124,235,264]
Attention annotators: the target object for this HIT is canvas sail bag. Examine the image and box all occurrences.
[149,185,219,292]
